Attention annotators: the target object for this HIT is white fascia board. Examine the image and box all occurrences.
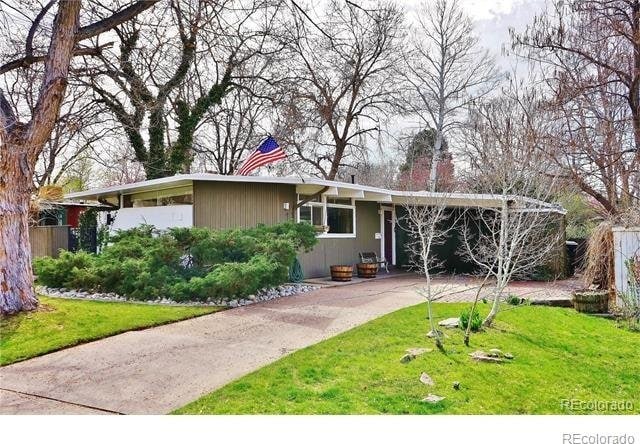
[336,189,365,199]
[66,175,195,199]
[65,173,567,215]
[296,184,328,195]
[322,187,339,197]
[364,191,393,202]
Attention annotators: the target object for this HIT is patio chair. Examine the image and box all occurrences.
[359,252,389,273]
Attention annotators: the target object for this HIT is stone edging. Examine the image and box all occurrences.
[36,283,320,307]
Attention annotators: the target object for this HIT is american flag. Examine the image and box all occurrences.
[237,136,286,176]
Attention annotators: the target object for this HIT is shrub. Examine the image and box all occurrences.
[506,294,524,306]
[459,307,482,332]
[33,251,95,288]
[618,258,640,331]
[33,222,318,302]
[289,257,304,282]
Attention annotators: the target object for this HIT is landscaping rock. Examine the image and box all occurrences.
[504,353,514,360]
[419,372,434,386]
[452,381,460,390]
[426,329,443,338]
[469,350,504,363]
[421,394,445,404]
[438,317,460,328]
[406,348,432,357]
[488,348,504,358]
[400,353,415,364]
[36,283,319,308]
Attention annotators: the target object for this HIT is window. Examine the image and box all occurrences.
[123,186,193,208]
[299,204,324,226]
[326,197,352,205]
[297,194,356,237]
[327,206,353,234]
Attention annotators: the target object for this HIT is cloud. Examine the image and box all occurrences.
[469,0,547,68]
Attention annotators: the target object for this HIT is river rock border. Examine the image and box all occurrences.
[36,283,319,308]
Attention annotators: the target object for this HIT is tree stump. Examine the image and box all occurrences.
[572,290,609,313]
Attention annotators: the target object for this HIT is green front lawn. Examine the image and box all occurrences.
[0,296,220,366]
[175,303,640,414]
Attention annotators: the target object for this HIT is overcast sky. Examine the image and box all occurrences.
[405,0,547,68]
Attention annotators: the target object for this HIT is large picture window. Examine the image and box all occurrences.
[327,206,354,234]
[297,195,356,237]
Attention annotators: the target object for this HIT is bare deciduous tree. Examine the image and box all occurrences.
[401,194,462,351]
[403,0,498,191]
[86,0,231,179]
[512,0,640,214]
[460,84,564,327]
[275,0,404,179]
[0,66,113,188]
[0,0,156,315]
[84,0,283,179]
[190,87,271,174]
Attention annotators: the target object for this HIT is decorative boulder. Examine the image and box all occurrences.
[438,317,460,328]
[421,394,445,404]
[419,372,435,386]
[469,350,503,363]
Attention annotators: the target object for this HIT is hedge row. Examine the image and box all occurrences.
[33,222,317,302]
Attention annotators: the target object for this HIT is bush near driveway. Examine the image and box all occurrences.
[33,222,317,302]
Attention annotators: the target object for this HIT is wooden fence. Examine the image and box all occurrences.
[29,225,69,258]
[612,226,640,305]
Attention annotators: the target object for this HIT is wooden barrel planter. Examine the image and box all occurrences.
[572,290,609,313]
[330,265,353,282]
[357,263,377,278]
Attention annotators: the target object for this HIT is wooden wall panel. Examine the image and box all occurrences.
[298,201,381,278]
[29,226,69,258]
[193,181,297,229]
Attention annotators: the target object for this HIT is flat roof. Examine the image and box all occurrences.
[66,173,566,214]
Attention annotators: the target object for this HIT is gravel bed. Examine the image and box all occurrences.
[36,283,319,307]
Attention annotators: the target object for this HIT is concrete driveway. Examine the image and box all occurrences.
[0,274,577,415]
[0,275,427,415]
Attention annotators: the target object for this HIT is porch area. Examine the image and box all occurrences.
[304,271,581,305]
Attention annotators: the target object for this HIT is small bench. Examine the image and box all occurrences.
[359,252,389,273]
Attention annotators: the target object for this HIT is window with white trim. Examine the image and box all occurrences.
[123,185,193,208]
[297,195,356,237]
[326,197,355,234]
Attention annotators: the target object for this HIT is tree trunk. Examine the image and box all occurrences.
[429,129,443,192]
[483,198,509,327]
[0,145,38,315]
[327,140,346,180]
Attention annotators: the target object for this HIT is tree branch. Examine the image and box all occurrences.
[0,0,158,75]
[76,0,159,41]
[0,88,18,136]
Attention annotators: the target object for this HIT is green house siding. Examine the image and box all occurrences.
[394,206,477,274]
[193,181,382,279]
[394,206,568,279]
[299,201,381,278]
[193,181,296,229]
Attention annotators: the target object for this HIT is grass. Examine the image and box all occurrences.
[175,303,640,415]
[0,296,220,366]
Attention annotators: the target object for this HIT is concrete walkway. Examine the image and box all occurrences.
[0,275,577,415]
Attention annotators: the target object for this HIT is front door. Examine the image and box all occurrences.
[384,210,393,264]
